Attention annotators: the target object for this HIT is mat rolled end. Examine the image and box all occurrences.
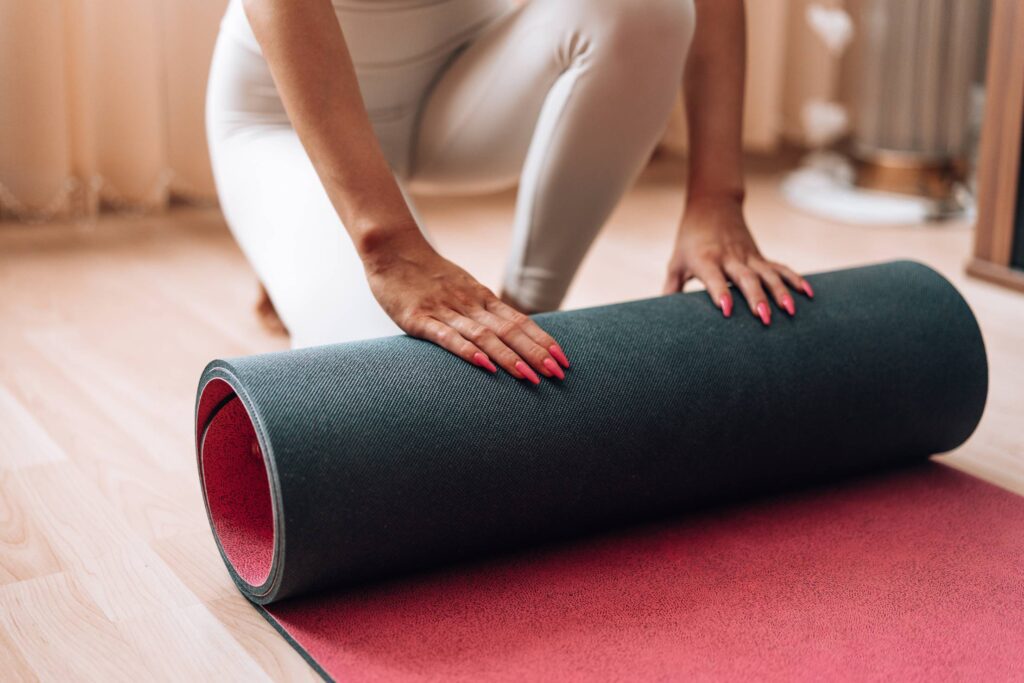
[196,367,285,604]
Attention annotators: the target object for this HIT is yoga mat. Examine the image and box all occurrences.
[195,260,1024,680]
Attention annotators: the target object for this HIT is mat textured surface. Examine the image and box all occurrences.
[195,261,1022,680]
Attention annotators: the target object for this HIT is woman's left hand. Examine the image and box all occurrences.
[662,195,813,325]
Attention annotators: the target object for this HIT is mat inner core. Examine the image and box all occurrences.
[201,383,275,587]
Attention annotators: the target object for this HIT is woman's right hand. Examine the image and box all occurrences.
[362,230,570,384]
[241,0,570,382]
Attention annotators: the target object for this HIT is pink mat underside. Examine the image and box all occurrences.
[201,383,274,587]
[262,465,1024,681]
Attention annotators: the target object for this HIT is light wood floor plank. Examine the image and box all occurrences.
[0,572,150,679]
[207,596,323,683]
[151,531,243,606]
[0,472,62,585]
[0,622,38,682]
[0,386,67,471]
[115,603,274,682]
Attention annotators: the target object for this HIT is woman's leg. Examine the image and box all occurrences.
[206,0,514,348]
[411,0,696,312]
[206,30,405,348]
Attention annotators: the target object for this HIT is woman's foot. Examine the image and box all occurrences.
[256,285,289,336]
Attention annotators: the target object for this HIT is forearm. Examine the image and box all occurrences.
[683,0,746,204]
[242,0,422,256]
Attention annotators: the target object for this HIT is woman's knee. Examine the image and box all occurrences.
[528,0,694,63]
[579,0,695,105]
[590,0,696,58]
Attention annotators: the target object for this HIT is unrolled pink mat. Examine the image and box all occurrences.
[255,463,1024,681]
[196,264,1010,680]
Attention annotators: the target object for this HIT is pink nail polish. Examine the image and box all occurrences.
[782,295,795,316]
[756,302,771,326]
[720,295,733,318]
[542,357,565,380]
[549,344,570,369]
[802,282,815,299]
[472,352,497,373]
[515,361,541,385]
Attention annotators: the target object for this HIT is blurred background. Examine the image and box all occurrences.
[3,2,1024,677]
[0,0,993,222]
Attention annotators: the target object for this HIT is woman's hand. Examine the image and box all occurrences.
[363,230,570,383]
[676,1,810,324]
[662,195,813,324]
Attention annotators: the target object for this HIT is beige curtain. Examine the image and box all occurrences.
[0,0,227,221]
[1,0,841,223]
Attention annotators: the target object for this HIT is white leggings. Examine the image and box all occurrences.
[207,0,695,348]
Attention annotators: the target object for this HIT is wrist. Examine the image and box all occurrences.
[685,186,746,210]
[354,219,426,261]
[678,187,751,241]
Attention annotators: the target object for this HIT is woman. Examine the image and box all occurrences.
[207,0,812,384]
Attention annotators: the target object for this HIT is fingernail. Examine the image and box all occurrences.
[720,295,733,318]
[549,344,570,369]
[802,282,815,299]
[515,361,541,385]
[472,352,497,373]
[782,295,795,317]
[543,357,565,380]
[756,302,771,326]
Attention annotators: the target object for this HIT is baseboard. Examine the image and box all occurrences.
[966,258,1024,294]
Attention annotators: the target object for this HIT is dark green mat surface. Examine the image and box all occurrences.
[196,260,987,604]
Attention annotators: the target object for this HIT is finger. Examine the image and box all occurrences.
[662,269,684,295]
[436,309,536,382]
[485,300,569,374]
[475,302,563,380]
[475,305,563,380]
[722,260,772,326]
[487,299,561,353]
[751,261,795,317]
[690,261,734,318]
[407,316,497,372]
[770,261,814,299]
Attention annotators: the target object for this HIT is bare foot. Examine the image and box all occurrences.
[256,285,289,336]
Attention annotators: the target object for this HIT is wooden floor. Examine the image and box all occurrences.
[1,159,1022,680]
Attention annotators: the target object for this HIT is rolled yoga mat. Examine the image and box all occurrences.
[196,260,1024,680]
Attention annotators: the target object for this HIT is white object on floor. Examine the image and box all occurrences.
[801,100,849,148]
[806,5,854,54]
[781,152,974,226]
